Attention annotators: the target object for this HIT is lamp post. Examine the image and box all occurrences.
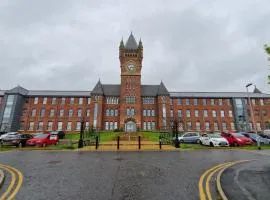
[246,83,260,150]
[78,116,85,148]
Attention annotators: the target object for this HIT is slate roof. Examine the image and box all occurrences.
[28,90,90,97]
[5,86,28,95]
[125,32,138,49]
[169,92,270,98]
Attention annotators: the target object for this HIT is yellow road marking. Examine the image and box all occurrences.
[199,162,232,200]
[216,160,249,200]
[205,163,233,200]
[0,164,24,200]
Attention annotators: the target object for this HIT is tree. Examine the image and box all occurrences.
[264,44,270,83]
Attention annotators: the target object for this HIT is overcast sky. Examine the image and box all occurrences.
[1,0,270,93]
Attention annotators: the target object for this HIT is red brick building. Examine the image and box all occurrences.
[1,33,270,133]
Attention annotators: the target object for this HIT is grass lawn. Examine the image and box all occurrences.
[140,131,161,142]
[65,132,120,142]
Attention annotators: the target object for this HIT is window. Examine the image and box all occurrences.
[219,99,223,106]
[229,110,233,117]
[51,97,57,105]
[194,99,198,105]
[38,122,43,130]
[147,122,151,130]
[205,122,210,131]
[77,109,82,117]
[220,110,225,117]
[106,109,110,117]
[203,110,208,117]
[186,122,192,130]
[151,110,155,117]
[29,122,34,131]
[110,122,114,130]
[195,122,200,131]
[170,98,173,105]
[110,109,114,116]
[186,110,191,117]
[79,98,83,105]
[152,122,156,130]
[214,122,219,130]
[57,122,63,130]
[143,122,147,130]
[126,96,135,104]
[61,97,66,104]
[85,122,90,130]
[76,122,81,131]
[59,109,64,117]
[0,97,2,104]
[230,122,235,130]
[31,109,36,117]
[43,97,47,104]
[87,98,91,104]
[178,110,182,117]
[48,109,54,117]
[170,110,173,117]
[34,97,38,104]
[127,108,135,117]
[249,122,253,130]
[19,121,25,130]
[177,98,182,105]
[195,110,199,117]
[47,121,53,131]
[147,109,151,117]
[114,122,118,129]
[260,99,264,106]
[70,97,74,104]
[251,99,256,105]
[186,98,190,105]
[212,110,216,117]
[68,109,73,117]
[143,97,155,104]
[256,122,261,131]
[211,99,215,105]
[143,110,146,116]
[86,109,90,117]
[202,99,207,105]
[105,122,109,130]
[40,108,45,117]
[115,110,118,116]
[66,122,72,131]
[222,122,227,130]
[227,99,231,105]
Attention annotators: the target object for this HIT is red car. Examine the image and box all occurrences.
[221,132,253,146]
[26,133,59,147]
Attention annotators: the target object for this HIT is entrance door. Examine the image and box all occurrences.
[125,121,136,132]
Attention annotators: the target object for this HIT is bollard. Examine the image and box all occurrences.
[159,136,162,149]
[138,136,141,150]
[95,136,98,150]
[117,136,120,150]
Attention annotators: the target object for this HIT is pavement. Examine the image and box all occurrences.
[0,150,269,200]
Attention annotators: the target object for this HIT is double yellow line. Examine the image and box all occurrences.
[0,164,23,200]
[199,160,249,200]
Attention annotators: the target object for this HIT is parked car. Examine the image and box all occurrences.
[50,131,65,139]
[200,133,229,147]
[221,132,253,146]
[26,133,59,147]
[1,134,33,147]
[0,132,19,141]
[241,132,270,145]
[178,132,201,144]
[259,133,270,140]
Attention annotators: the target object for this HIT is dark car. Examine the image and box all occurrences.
[1,134,33,147]
[50,131,65,139]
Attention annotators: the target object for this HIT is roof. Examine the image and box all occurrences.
[5,85,28,95]
[141,85,159,96]
[157,81,169,95]
[91,80,104,95]
[125,32,138,49]
[0,90,6,96]
[27,90,91,97]
[169,92,270,98]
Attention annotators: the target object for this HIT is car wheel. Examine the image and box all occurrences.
[210,142,214,147]
[260,142,264,145]
[199,140,203,145]
[196,139,200,144]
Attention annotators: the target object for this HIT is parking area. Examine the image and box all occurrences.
[0,150,268,200]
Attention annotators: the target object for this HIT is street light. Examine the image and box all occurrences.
[246,83,261,150]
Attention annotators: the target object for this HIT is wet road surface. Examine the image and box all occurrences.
[0,150,268,200]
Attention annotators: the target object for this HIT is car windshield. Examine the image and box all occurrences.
[34,134,48,138]
[209,134,222,138]
[234,133,244,137]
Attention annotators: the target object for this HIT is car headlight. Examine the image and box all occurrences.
[236,138,242,142]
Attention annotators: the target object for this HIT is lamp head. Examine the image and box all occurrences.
[246,83,253,88]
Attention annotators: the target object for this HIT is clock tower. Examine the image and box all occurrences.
[119,33,143,131]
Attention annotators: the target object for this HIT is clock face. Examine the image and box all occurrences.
[127,64,136,72]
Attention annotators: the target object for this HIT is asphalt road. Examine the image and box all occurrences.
[0,150,268,200]
[222,156,270,200]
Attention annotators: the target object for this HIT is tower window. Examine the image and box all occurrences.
[126,96,135,104]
